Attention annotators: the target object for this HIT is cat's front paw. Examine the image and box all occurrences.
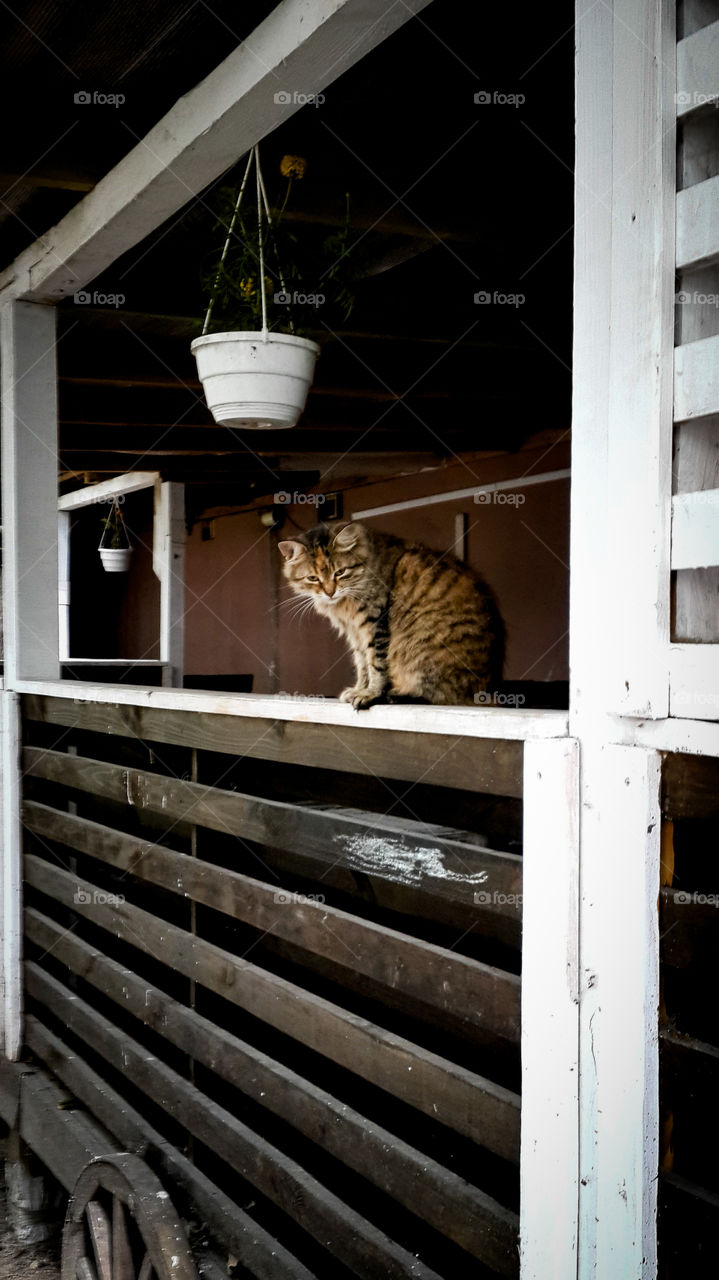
[340,685,384,710]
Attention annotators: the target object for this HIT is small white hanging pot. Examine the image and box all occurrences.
[99,498,133,571]
[191,330,319,430]
[99,546,133,573]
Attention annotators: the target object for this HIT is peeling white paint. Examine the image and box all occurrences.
[335,834,489,888]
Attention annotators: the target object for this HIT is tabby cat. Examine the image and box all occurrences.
[278,521,504,708]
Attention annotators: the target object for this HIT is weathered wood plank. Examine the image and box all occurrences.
[24,801,520,1042]
[663,750,719,819]
[676,174,719,271]
[674,332,719,422]
[25,907,520,1257]
[677,18,719,119]
[24,1020,316,1280]
[23,855,519,1154]
[21,695,524,796]
[660,886,719,967]
[0,1062,116,1193]
[671,488,719,569]
[25,964,450,1280]
[22,746,522,916]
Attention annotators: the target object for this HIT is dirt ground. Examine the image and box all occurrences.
[0,1167,61,1280]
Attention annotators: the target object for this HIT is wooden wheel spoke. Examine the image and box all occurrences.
[112,1198,135,1280]
[137,1255,153,1280]
[87,1200,113,1280]
[63,1154,196,1280]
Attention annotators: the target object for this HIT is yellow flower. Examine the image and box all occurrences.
[280,155,307,179]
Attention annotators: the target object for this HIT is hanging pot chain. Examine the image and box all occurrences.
[202,145,293,339]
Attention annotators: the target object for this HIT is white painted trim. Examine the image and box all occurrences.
[351,469,571,520]
[676,17,719,119]
[578,743,660,1279]
[671,487,719,568]
[0,691,23,1059]
[613,714,719,757]
[62,658,166,667]
[153,481,185,688]
[58,512,71,664]
[676,174,719,272]
[58,471,158,510]
[12,680,570,741]
[674,332,719,422]
[572,0,675,722]
[0,0,432,305]
[669,643,719,719]
[520,738,579,1280]
[1,301,60,683]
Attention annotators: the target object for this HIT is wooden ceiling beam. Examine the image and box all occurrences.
[0,0,432,303]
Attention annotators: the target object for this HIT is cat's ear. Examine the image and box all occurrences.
[278,540,305,561]
[332,522,362,551]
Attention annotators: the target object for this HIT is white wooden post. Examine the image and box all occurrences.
[0,692,22,1059]
[1,301,60,683]
[520,738,579,1280]
[577,744,660,1278]
[153,481,186,687]
[571,0,675,722]
[1,300,59,1060]
[57,511,71,664]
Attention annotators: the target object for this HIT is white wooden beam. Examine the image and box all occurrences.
[671,487,719,568]
[58,471,158,511]
[676,174,719,272]
[153,482,186,688]
[0,0,432,305]
[351,469,571,520]
[520,738,579,1280]
[674,332,719,421]
[676,18,719,119]
[578,743,661,1280]
[1,301,60,683]
[571,0,675,721]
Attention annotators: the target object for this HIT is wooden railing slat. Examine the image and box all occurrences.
[676,175,719,272]
[676,20,719,120]
[23,854,520,1158]
[24,964,450,1280]
[24,800,520,1043]
[25,907,518,1263]
[24,1017,317,1280]
[22,746,522,916]
[21,695,524,797]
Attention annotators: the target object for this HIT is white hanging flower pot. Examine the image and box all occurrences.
[98,498,133,571]
[99,546,133,573]
[191,330,319,430]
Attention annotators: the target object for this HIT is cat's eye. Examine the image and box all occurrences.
[305,575,319,583]
[335,569,348,578]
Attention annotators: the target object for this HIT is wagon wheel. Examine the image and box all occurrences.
[61,1152,198,1280]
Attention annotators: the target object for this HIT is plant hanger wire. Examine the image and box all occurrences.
[99,496,131,550]
[202,145,292,339]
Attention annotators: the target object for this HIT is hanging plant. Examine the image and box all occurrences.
[98,499,133,572]
[191,146,354,430]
